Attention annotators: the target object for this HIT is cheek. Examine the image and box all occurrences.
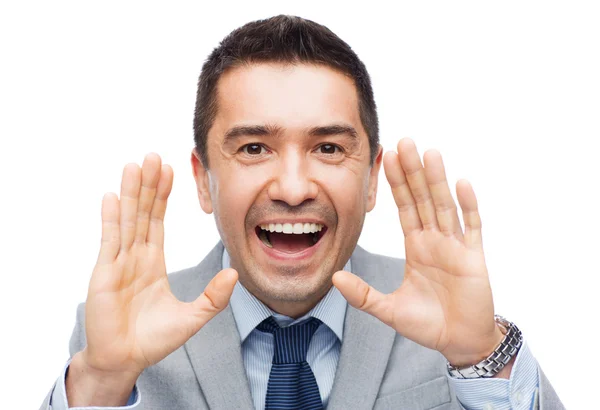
[313,162,368,216]
[212,163,272,225]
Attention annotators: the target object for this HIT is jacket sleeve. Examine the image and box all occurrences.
[38,303,86,410]
[538,366,565,409]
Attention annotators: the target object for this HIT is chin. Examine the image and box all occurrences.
[246,261,333,304]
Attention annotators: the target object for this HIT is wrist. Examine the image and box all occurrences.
[445,326,505,367]
[446,315,523,379]
[66,351,140,407]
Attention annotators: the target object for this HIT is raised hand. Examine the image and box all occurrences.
[67,153,238,406]
[333,138,504,368]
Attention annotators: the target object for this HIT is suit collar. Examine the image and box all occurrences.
[182,242,255,410]
[327,245,403,410]
[181,242,403,410]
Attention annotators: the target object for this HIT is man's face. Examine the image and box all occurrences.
[192,63,382,312]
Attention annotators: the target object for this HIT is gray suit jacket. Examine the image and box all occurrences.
[41,242,565,409]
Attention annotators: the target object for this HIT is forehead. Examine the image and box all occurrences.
[212,62,364,136]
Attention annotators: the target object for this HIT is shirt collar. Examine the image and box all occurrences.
[224,249,349,343]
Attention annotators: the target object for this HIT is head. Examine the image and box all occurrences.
[191,15,383,317]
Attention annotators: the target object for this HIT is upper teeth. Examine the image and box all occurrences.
[260,223,323,234]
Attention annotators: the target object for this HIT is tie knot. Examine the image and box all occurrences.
[256,316,322,364]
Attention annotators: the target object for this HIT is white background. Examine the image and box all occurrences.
[1,1,598,408]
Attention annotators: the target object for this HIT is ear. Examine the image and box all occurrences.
[366,145,383,212]
[191,148,213,214]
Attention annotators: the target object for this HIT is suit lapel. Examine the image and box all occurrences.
[182,242,255,410]
[179,243,404,410]
[327,246,404,410]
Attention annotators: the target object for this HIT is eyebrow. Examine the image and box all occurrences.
[308,124,359,140]
[223,124,284,142]
[223,123,359,144]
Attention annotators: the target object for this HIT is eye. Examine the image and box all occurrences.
[241,144,267,156]
[318,144,341,155]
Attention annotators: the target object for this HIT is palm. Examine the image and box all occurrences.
[87,246,177,371]
[333,139,501,365]
[82,154,237,375]
[391,230,490,353]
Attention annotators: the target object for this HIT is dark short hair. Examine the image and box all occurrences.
[193,14,379,168]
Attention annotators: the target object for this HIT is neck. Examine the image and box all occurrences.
[238,277,331,319]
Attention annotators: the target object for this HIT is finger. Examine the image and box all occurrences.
[423,150,463,239]
[332,270,395,327]
[384,151,422,235]
[147,164,174,248]
[456,179,483,249]
[134,153,162,245]
[96,192,120,265]
[119,164,141,251]
[397,138,439,230]
[187,268,238,329]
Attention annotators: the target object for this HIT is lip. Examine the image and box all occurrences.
[253,226,327,262]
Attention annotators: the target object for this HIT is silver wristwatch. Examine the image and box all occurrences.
[446,315,523,379]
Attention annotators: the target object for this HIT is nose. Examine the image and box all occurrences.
[267,151,318,206]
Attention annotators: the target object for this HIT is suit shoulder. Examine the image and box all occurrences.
[352,245,406,292]
[369,250,405,269]
[167,265,202,286]
[166,242,225,301]
[353,244,406,271]
[166,264,213,302]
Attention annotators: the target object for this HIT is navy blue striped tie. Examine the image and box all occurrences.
[256,316,323,410]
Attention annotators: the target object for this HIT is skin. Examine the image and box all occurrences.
[66,62,512,407]
[191,63,382,318]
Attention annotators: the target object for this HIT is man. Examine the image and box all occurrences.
[40,15,564,409]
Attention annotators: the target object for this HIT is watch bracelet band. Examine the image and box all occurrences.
[446,315,523,379]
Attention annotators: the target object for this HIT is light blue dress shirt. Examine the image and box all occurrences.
[225,251,350,410]
[52,249,540,410]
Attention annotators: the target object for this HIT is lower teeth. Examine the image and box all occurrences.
[259,230,273,248]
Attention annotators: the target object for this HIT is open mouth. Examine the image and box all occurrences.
[255,222,327,254]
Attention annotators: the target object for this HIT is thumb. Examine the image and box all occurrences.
[332,270,394,327]
[187,268,238,328]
